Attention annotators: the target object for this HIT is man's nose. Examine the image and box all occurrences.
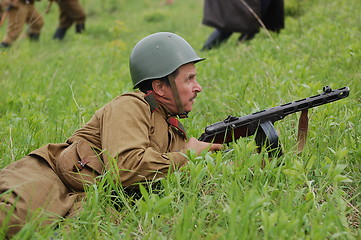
[194,80,202,92]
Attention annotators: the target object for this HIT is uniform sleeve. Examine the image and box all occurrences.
[99,95,187,187]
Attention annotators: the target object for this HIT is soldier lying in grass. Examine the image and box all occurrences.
[0,32,222,237]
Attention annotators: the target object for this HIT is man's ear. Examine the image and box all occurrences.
[152,80,165,96]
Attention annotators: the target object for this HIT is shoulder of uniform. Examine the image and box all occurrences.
[117,91,150,106]
[95,91,150,116]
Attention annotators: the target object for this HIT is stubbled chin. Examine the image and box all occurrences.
[185,104,193,112]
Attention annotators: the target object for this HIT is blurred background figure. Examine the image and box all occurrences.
[50,0,86,40]
[163,0,174,5]
[202,0,284,50]
[0,0,44,48]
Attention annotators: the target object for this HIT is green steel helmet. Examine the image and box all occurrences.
[130,32,205,89]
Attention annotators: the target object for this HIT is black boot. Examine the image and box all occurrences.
[202,29,233,51]
[53,27,68,40]
[0,42,10,48]
[28,33,40,41]
[238,31,258,42]
[75,23,85,34]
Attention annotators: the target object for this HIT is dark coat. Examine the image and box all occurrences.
[202,0,284,33]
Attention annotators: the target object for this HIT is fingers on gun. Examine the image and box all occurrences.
[210,143,223,151]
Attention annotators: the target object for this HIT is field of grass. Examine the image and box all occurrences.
[0,0,360,239]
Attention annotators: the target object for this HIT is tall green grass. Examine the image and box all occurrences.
[0,0,360,239]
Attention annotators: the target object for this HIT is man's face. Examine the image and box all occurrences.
[158,63,202,114]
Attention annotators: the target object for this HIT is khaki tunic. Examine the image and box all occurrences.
[0,91,188,237]
[52,0,86,29]
[1,0,44,44]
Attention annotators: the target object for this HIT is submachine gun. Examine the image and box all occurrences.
[199,86,350,157]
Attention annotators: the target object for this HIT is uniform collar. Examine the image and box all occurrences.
[143,91,187,139]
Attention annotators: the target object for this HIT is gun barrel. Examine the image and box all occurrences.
[265,86,349,118]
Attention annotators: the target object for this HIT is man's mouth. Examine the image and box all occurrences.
[190,94,197,101]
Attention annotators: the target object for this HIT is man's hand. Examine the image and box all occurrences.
[182,137,223,155]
